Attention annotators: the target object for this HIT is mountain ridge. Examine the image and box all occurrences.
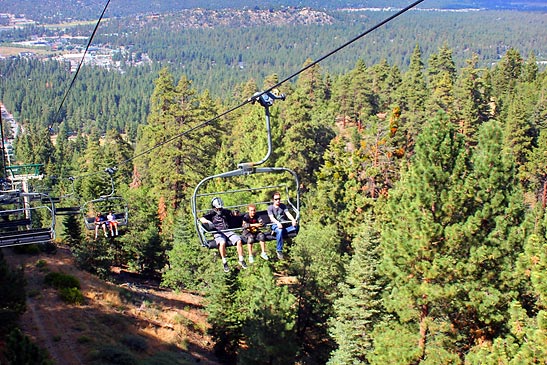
[2,0,546,24]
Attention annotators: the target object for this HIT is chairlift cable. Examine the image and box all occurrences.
[263,0,425,95]
[55,0,424,182]
[51,0,111,128]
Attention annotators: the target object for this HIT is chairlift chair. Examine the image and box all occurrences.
[54,177,81,216]
[81,168,128,231]
[0,190,56,247]
[191,90,301,249]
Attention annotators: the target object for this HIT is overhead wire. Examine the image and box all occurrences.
[51,0,111,128]
[58,0,424,182]
[111,0,425,170]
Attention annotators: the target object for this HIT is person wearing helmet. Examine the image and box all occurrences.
[200,197,247,272]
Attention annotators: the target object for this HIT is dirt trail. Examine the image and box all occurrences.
[3,246,221,365]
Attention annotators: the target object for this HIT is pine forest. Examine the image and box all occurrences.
[2,2,547,364]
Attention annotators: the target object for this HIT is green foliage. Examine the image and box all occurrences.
[58,287,85,305]
[237,265,298,365]
[287,219,347,363]
[205,271,242,364]
[328,220,385,365]
[376,115,526,362]
[0,252,27,330]
[43,271,80,289]
[72,237,115,279]
[162,213,215,291]
[3,327,53,365]
[3,23,547,363]
[61,213,83,246]
[90,344,137,365]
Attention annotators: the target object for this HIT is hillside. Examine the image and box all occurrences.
[3,246,220,365]
[2,0,547,23]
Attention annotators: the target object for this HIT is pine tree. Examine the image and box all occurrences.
[61,213,82,247]
[426,46,457,120]
[490,48,523,100]
[374,116,525,362]
[328,219,385,365]
[0,251,26,328]
[134,68,220,231]
[392,44,428,156]
[503,92,534,169]
[162,210,215,291]
[452,54,491,146]
[288,220,347,363]
[275,61,335,189]
[206,270,243,364]
[238,265,298,365]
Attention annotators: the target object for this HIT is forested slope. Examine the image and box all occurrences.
[2,41,547,364]
[2,8,547,139]
[2,3,547,364]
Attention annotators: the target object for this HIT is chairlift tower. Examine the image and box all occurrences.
[5,164,44,218]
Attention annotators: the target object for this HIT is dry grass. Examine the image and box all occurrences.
[2,246,221,365]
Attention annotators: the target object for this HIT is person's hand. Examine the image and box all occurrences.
[291,220,297,226]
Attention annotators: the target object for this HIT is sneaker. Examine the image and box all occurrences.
[260,252,269,261]
[223,262,229,272]
[239,259,248,269]
[248,255,255,264]
[276,251,284,260]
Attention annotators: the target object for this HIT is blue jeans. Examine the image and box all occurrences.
[272,224,298,252]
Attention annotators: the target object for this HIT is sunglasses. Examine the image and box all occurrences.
[273,198,281,201]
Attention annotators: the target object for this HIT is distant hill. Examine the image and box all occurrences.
[2,0,547,24]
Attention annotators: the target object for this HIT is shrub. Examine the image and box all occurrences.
[121,334,148,352]
[35,259,48,270]
[44,271,80,289]
[3,327,53,365]
[91,345,136,365]
[58,287,85,305]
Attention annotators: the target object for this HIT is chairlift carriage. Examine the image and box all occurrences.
[191,91,301,249]
[81,168,128,233]
[53,176,81,216]
[0,189,56,247]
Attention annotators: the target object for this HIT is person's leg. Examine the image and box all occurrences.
[214,234,230,271]
[219,242,227,259]
[272,224,284,253]
[286,225,297,234]
[246,234,254,262]
[229,233,247,268]
[214,234,227,258]
[236,240,244,258]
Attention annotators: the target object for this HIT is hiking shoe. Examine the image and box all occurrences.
[239,259,248,269]
[248,255,255,264]
[260,252,269,261]
[276,251,284,260]
[223,262,229,272]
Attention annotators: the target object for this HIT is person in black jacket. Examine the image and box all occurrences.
[200,197,247,272]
